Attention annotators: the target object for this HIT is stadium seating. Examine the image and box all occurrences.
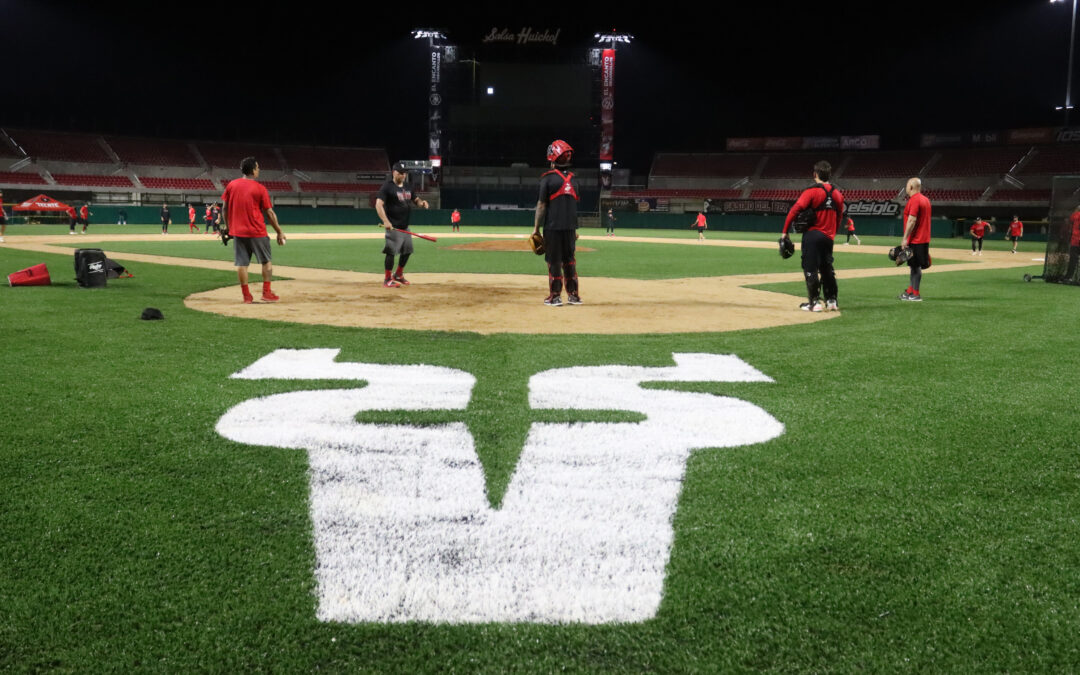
[612,188,742,199]
[1018,146,1080,175]
[0,171,47,185]
[281,146,389,173]
[139,177,216,190]
[107,136,200,167]
[749,189,801,200]
[842,151,930,178]
[7,129,112,163]
[929,147,1026,176]
[841,189,900,202]
[988,189,1053,202]
[923,189,983,202]
[299,182,380,194]
[53,173,135,188]
[651,154,759,177]
[197,142,281,170]
[259,180,294,193]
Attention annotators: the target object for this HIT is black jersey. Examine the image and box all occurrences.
[160,206,170,221]
[377,179,415,230]
[538,169,579,232]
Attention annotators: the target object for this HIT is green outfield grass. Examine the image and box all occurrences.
[0,233,1075,672]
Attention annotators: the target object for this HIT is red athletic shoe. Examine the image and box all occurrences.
[392,274,410,286]
[383,278,401,288]
[261,291,280,302]
[242,295,254,304]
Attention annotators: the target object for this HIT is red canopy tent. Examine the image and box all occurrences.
[13,194,72,212]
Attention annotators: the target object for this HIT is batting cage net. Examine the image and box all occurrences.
[1042,176,1080,285]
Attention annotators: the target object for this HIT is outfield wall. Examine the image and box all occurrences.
[51,205,1044,241]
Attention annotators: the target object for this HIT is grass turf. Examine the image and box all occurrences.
[0,238,1076,672]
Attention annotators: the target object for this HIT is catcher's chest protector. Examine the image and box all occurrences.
[545,170,580,202]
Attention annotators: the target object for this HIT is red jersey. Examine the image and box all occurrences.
[845,217,855,232]
[221,177,272,238]
[903,192,932,244]
[970,220,988,237]
[451,210,461,223]
[188,206,196,223]
[1070,212,1080,247]
[696,213,706,228]
[205,206,213,220]
[1009,221,1023,236]
[783,183,844,239]
[79,205,89,219]
[66,206,77,218]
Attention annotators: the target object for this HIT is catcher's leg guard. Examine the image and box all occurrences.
[563,260,578,295]
[547,264,563,295]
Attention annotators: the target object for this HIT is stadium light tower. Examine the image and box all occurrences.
[594,31,633,189]
[1051,0,1077,126]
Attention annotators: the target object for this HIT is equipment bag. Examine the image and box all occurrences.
[74,248,108,288]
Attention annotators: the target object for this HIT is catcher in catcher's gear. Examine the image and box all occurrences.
[532,139,582,307]
[780,160,845,312]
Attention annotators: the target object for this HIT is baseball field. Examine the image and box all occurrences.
[2,224,1078,672]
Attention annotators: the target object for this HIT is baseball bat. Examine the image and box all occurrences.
[392,228,437,242]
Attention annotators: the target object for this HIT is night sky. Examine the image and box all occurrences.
[0,0,1072,173]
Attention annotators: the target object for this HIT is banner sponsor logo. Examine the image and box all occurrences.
[841,135,880,150]
[846,200,900,216]
[726,137,764,151]
[920,133,964,148]
[1007,127,1055,144]
[764,136,802,151]
[802,136,840,150]
[969,131,1001,145]
[720,200,794,215]
[1056,127,1080,143]
[482,27,561,45]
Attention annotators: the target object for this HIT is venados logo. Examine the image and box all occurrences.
[216,349,784,624]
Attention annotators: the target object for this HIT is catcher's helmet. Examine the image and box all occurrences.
[778,236,795,259]
[547,139,573,164]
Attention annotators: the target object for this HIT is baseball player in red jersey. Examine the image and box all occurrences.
[899,177,932,302]
[1065,206,1080,281]
[451,209,461,232]
[0,190,7,243]
[969,217,990,255]
[78,203,92,234]
[188,203,199,233]
[693,212,707,241]
[781,160,845,312]
[843,216,860,245]
[533,139,582,306]
[220,157,286,303]
[1008,215,1024,253]
[67,205,79,234]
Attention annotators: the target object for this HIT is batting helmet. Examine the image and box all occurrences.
[779,236,795,259]
[547,139,573,164]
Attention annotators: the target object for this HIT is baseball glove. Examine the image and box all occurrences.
[778,236,795,259]
[219,220,232,246]
[888,245,913,266]
[529,231,545,255]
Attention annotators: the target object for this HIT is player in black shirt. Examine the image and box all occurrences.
[160,203,170,235]
[375,161,429,287]
[532,140,581,306]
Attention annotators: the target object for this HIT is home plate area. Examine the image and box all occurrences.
[184,272,833,334]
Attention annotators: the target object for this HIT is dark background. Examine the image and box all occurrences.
[0,0,1073,172]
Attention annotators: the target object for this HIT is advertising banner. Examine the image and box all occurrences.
[841,135,880,150]
[802,136,841,150]
[763,137,803,151]
[726,137,764,151]
[600,49,615,161]
[1006,127,1055,145]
